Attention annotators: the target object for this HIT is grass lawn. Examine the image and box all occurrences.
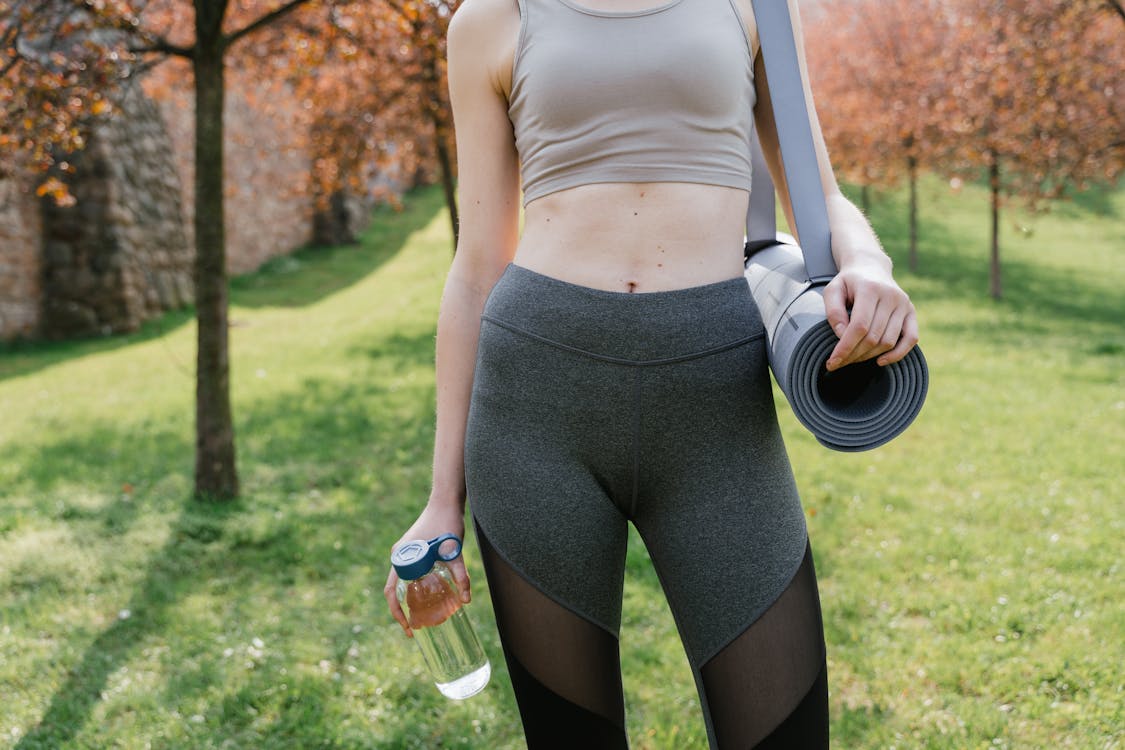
[1,179,1122,749]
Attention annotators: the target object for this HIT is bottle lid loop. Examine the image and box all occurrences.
[391,533,463,581]
[430,533,463,562]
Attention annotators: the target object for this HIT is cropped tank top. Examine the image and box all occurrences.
[507,0,756,206]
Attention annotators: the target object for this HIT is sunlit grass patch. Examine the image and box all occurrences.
[1,181,1122,749]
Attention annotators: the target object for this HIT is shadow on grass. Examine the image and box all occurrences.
[13,499,246,750]
[1064,184,1121,219]
[0,186,447,384]
[11,488,370,749]
[3,408,232,748]
[0,307,198,384]
[864,188,1125,333]
[11,317,798,747]
[9,420,192,499]
[230,187,447,310]
[9,327,444,748]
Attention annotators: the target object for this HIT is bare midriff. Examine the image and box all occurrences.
[513,181,750,293]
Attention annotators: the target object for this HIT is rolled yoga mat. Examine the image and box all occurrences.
[744,240,929,452]
[744,0,929,452]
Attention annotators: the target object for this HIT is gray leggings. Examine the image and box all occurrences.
[465,263,827,749]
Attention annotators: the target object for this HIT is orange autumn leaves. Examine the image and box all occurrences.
[285,0,459,210]
[1,0,458,207]
[807,0,1124,205]
[7,1,1118,224]
[806,0,1122,297]
[0,0,127,184]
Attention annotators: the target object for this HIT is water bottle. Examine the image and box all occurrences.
[392,533,491,699]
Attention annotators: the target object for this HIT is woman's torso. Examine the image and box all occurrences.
[492,0,761,293]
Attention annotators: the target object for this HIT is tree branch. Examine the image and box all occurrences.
[1105,0,1125,24]
[225,0,316,49]
[1,14,21,48]
[382,0,410,22]
[0,54,22,79]
[128,38,195,59]
[0,21,22,78]
[75,0,147,35]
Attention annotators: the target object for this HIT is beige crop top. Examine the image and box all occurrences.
[507,0,757,206]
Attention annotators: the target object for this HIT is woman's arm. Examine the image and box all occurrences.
[751,0,919,371]
[385,0,521,636]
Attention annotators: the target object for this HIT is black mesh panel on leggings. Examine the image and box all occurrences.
[475,519,629,750]
[699,540,829,749]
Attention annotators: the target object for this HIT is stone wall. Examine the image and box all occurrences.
[0,177,42,340]
[39,84,193,339]
[0,62,393,342]
[149,61,314,275]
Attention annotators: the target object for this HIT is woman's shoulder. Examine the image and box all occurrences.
[448,0,521,98]
[730,0,760,58]
[450,0,520,37]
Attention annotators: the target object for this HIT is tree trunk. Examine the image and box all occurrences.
[193,0,238,500]
[860,184,870,214]
[989,153,1002,300]
[312,189,356,246]
[421,41,458,253]
[1107,0,1125,24]
[434,125,459,251]
[908,155,918,273]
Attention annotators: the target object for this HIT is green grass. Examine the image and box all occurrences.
[1,179,1122,749]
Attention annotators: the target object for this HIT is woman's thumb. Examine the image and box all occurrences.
[450,559,472,603]
[823,278,851,338]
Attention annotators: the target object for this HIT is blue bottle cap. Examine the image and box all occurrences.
[391,533,463,581]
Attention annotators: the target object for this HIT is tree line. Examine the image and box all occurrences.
[2,0,458,501]
[3,0,1121,502]
[806,0,1124,299]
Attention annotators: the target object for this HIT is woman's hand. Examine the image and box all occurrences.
[822,260,919,372]
[384,501,472,638]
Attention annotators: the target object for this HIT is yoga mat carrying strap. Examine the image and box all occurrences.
[740,0,929,452]
[744,0,836,286]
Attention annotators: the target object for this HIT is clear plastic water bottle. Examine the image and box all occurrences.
[392,533,491,699]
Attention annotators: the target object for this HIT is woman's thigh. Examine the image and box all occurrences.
[465,317,633,637]
[629,338,809,669]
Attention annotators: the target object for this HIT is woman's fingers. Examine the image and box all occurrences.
[856,299,894,363]
[384,555,470,638]
[825,269,917,370]
[385,503,469,636]
[384,568,413,638]
[827,291,875,371]
[823,276,851,340]
[448,557,472,603]
[874,306,909,365]
[877,310,920,366]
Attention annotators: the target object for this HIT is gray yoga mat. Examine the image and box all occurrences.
[744,0,928,452]
[744,239,929,452]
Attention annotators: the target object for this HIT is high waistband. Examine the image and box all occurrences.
[481,263,765,364]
